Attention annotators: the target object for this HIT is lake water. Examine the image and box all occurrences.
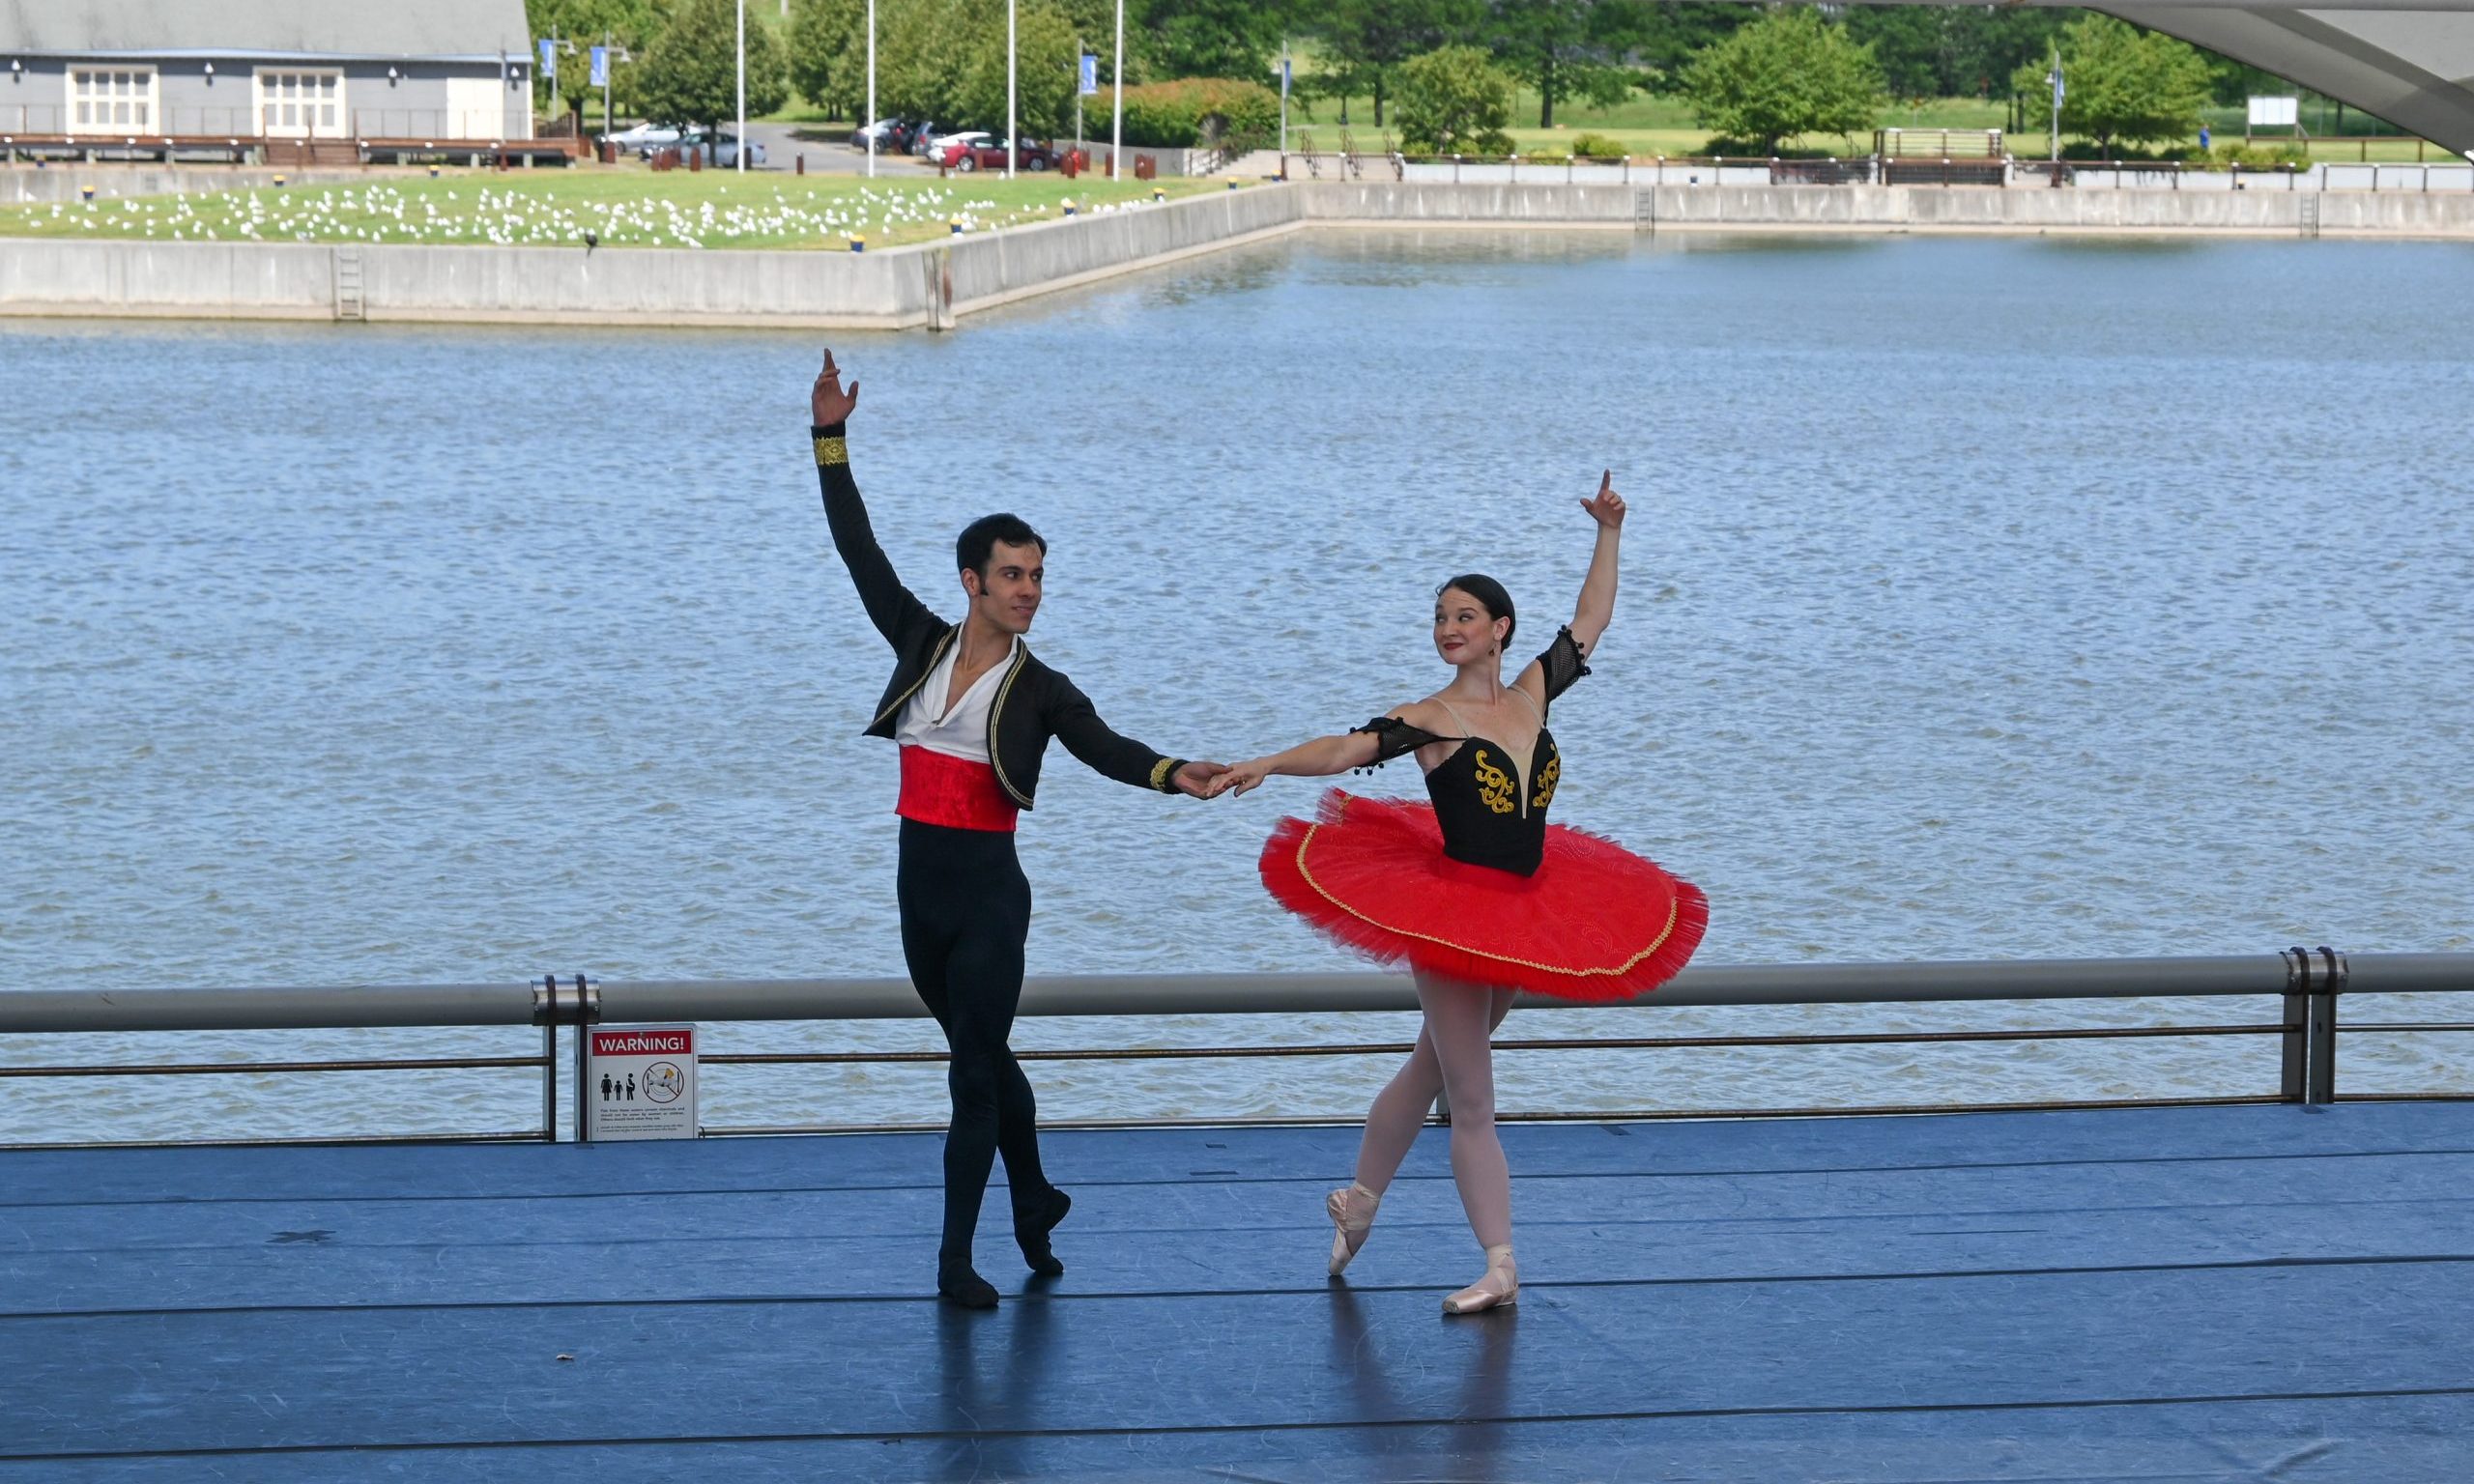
[4,229,2470,1143]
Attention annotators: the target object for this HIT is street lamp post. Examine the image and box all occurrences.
[1110,0,1122,181]
[735,0,747,173]
[866,0,877,179]
[1007,0,1018,179]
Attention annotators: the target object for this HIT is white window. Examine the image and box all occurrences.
[255,70,346,138]
[69,68,157,131]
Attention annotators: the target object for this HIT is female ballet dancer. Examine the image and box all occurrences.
[1209,472,1706,1313]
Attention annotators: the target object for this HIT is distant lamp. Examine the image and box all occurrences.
[388,66,401,88]
[202,62,215,75]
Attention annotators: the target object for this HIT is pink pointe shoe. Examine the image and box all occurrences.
[1443,1244,1518,1314]
[1326,1182,1381,1276]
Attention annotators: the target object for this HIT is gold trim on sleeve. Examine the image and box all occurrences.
[1292,817,1679,982]
[814,435,849,467]
[1149,757,1177,791]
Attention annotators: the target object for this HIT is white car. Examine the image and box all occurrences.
[606,122,680,154]
[916,128,988,161]
[676,130,767,168]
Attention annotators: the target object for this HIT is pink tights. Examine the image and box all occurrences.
[1350,973,1516,1249]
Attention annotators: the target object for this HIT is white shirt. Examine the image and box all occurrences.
[895,635,1018,763]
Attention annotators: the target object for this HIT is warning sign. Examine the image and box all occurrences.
[586,1024,698,1141]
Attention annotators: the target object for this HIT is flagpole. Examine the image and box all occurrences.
[1006,0,1018,179]
[1110,0,1122,180]
[2048,43,2061,162]
[734,0,747,172]
[866,0,877,179]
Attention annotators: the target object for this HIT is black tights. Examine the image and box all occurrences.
[897,819,1050,1268]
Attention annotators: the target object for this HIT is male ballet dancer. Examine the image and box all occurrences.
[808,350,1224,1308]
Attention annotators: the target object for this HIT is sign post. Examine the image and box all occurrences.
[585,1025,699,1141]
[1078,52,1097,156]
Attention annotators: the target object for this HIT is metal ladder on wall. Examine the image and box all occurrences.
[331,246,365,322]
[2299,194,2321,239]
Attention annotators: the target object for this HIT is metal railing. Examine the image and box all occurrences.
[4,949,2468,1149]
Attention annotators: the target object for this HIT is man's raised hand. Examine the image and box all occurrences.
[812,349,859,426]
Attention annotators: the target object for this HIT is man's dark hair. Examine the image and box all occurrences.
[1438,573,1516,649]
[957,513,1047,578]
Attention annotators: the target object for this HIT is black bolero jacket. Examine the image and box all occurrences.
[812,423,1189,810]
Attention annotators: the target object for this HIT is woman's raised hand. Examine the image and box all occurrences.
[1580,470,1625,529]
[811,349,859,425]
[1208,759,1273,799]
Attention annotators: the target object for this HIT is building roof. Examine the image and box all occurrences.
[0,0,531,60]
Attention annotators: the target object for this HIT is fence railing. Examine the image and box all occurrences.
[4,949,2467,1149]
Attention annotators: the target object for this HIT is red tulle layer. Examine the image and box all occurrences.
[1257,789,1707,1002]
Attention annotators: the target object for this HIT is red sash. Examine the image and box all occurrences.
[897,746,1020,833]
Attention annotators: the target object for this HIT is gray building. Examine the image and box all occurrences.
[0,0,534,148]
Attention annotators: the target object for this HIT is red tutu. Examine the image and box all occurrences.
[1258,789,1708,1001]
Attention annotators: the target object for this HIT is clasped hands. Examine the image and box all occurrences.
[1173,759,1272,800]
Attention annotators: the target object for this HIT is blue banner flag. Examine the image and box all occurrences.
[590,46,609,88]
[1079,54,1098,96]
[539,39,557,77]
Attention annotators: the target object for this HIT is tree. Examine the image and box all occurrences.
[957,0,1081,140]
[2041,14,2212,156]
[637,0,791,128]
[1483,0,1646,128]
[524,0,664,135]
[1631,3,1751,89]
[1676,8,1882,156]
[1308,0,1478,128]
[1145,0,1285,81]
[787,0,867,119]
[1395,43,1513,155]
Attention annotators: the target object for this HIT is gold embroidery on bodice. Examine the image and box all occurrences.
[1472,749,1516,814]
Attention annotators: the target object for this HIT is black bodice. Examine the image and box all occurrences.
[1352,627,1591,879]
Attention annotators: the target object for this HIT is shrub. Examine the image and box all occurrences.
[1567,131,1627,160]
[2212,140,2309,170]
[1395,45,1515,157]
[1105,78,1280,148]
[1519,145,1571,162]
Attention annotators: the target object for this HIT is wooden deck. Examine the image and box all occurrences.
[6,1103,2471,1480]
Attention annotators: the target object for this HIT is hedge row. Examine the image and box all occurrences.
[1101,78,1281,149]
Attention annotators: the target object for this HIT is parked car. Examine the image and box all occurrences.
[615,123,684,157]
[945,137,1056,172]
[849,117,917,153]
[916,128,985,162]
[908,122,957,157]
[674,130,767,168]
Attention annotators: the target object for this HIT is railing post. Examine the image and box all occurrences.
[2281,949,2309,1100]
[534,973,602,1142]
[2310,947,2344,1104]
[2284,946,2344,1104]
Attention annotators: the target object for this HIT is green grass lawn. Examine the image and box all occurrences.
[0,169,1232,250]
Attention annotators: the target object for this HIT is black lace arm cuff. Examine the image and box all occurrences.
[1348,715,1448,770]
[1538,625,1594,706]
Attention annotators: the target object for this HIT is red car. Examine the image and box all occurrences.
[938,136,1057,172]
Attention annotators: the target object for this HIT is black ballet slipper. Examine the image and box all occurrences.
[936,1261,1000,1310]
[1014,1186,1072,1275]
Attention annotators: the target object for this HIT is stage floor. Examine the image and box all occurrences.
[7,1103,2472,1480]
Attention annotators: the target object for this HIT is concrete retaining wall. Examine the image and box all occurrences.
[1633,184,2474,235]
[1299,181,1635,224]
[939,186,1301,317]
[10,182,2471,328]
[0,187,1309,328]
[0,238,341,318]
